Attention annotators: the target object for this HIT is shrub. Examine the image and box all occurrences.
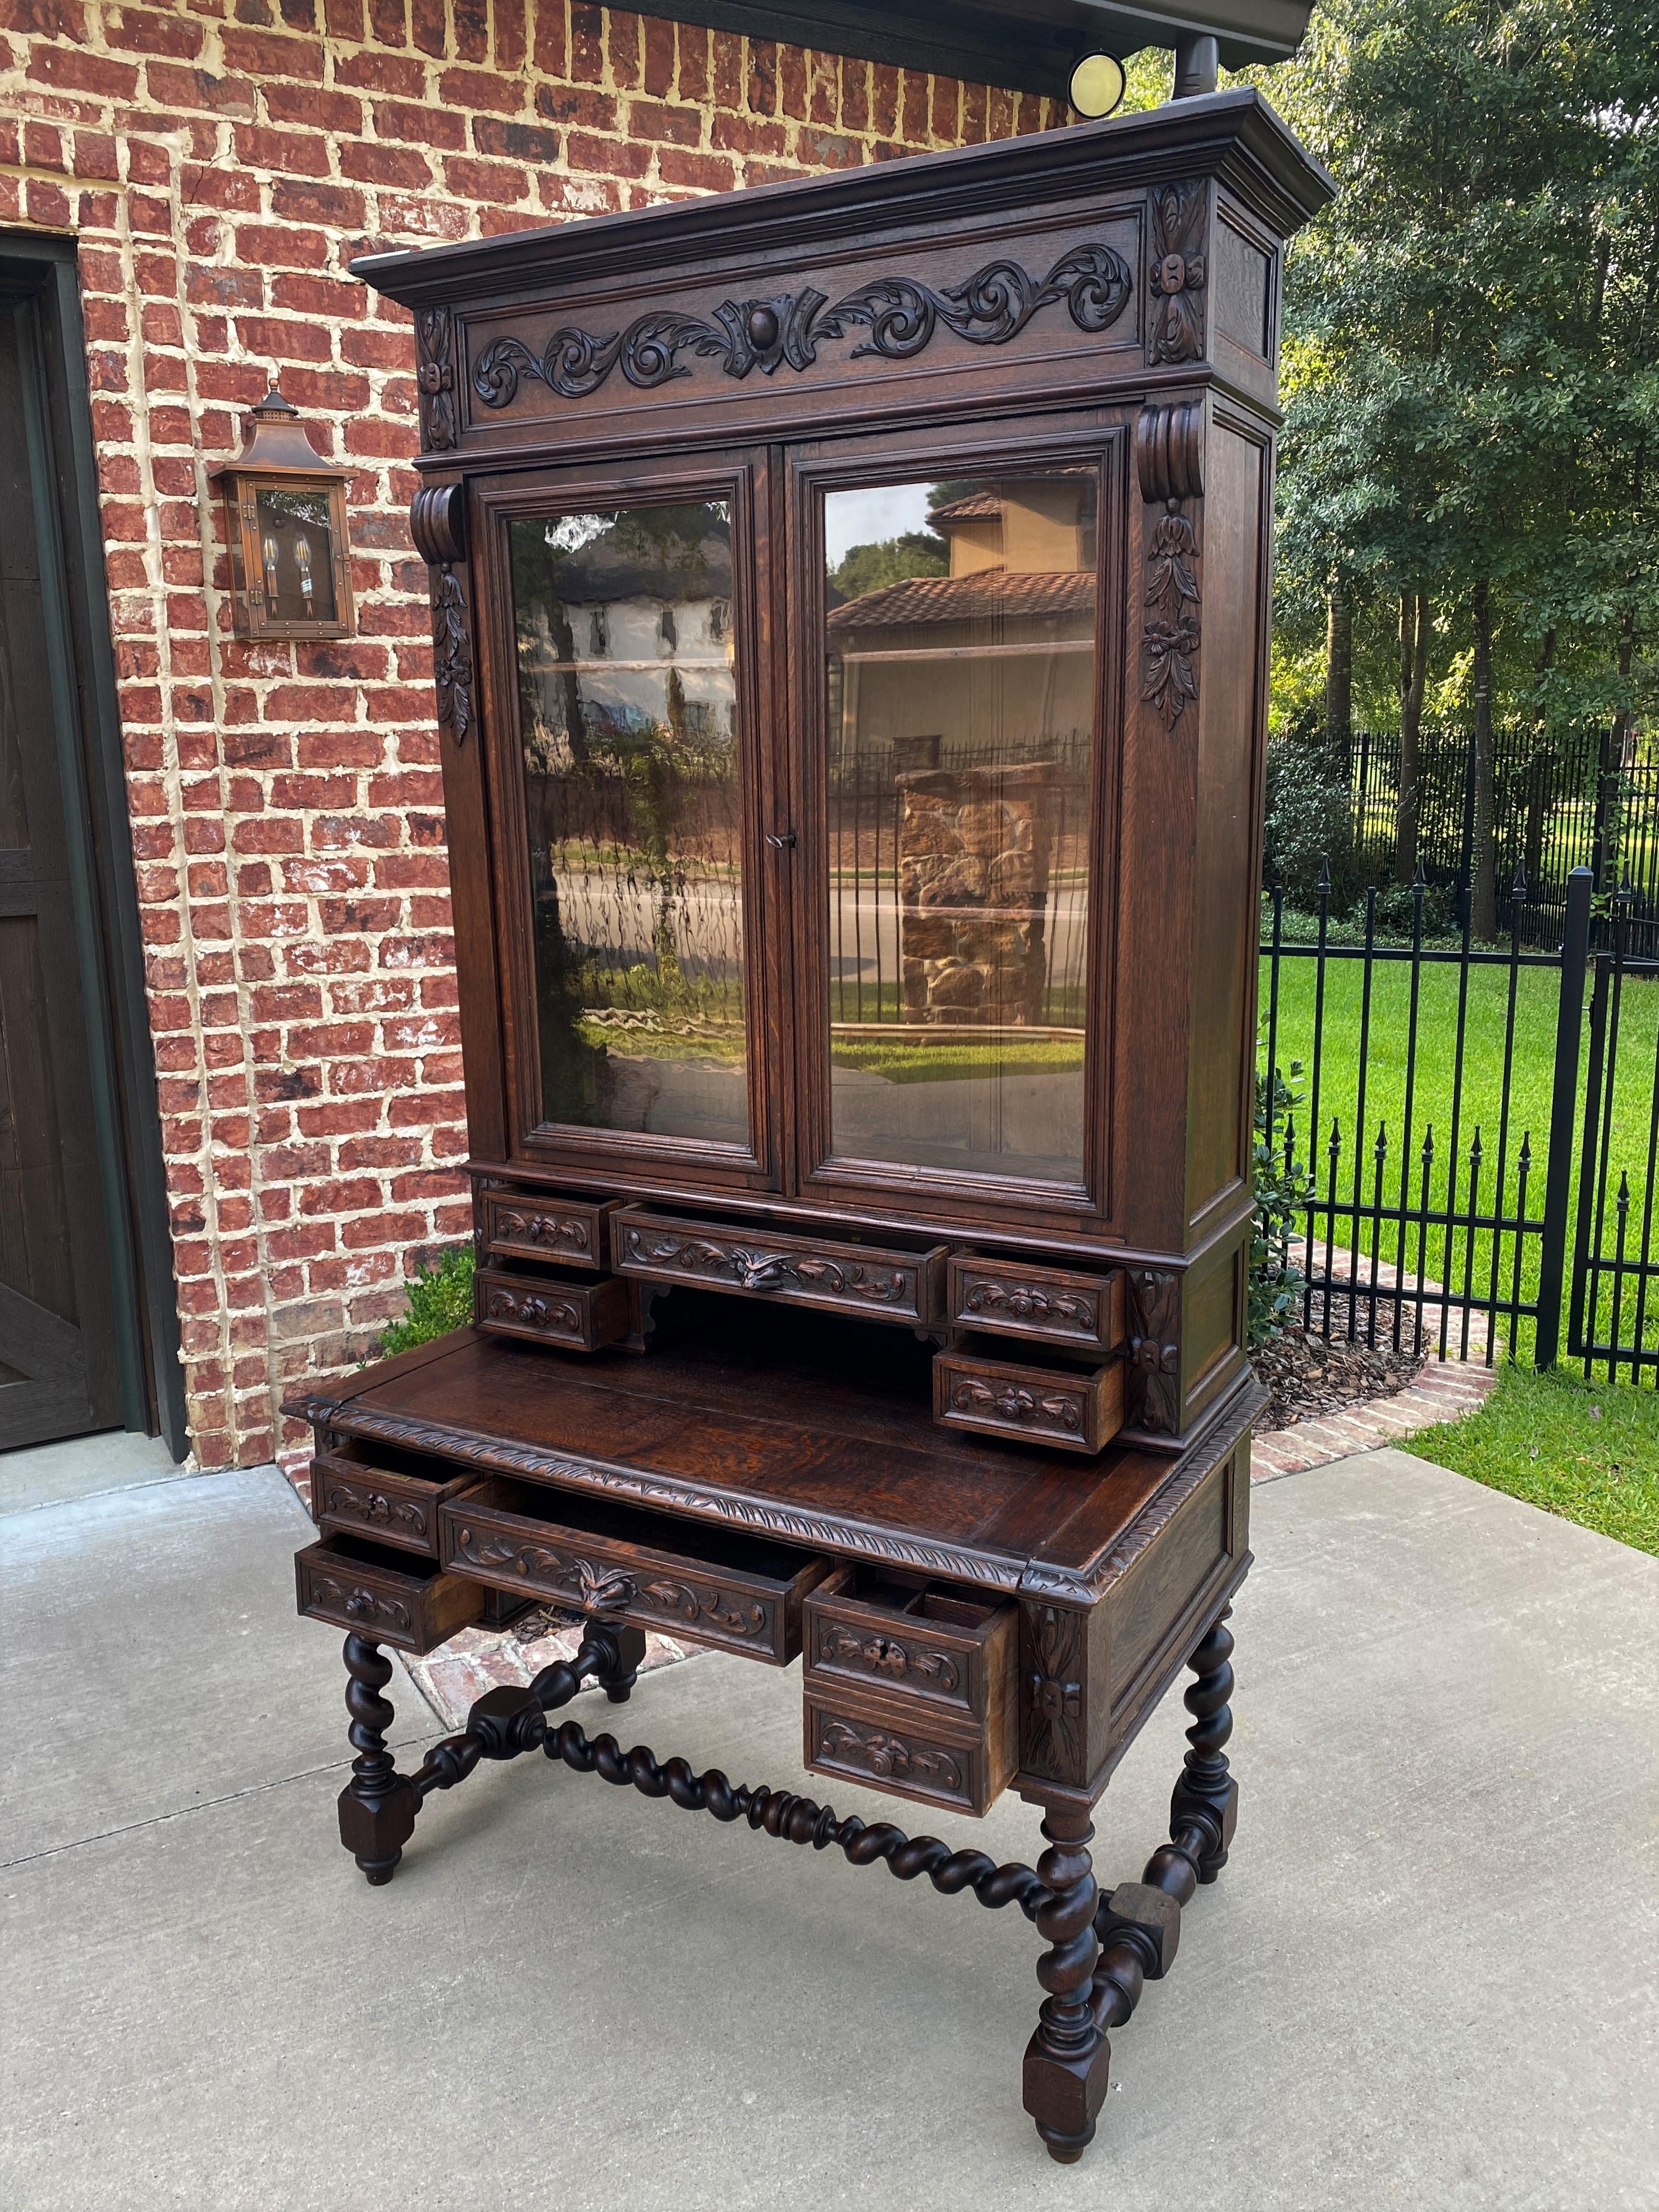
[376,1242,476,1358]
[1251,1054,1315,1344]
[1263,725,1358,912]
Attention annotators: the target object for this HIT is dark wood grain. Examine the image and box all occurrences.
[294,94,1331,2167]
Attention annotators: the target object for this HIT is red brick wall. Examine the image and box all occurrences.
[0,0,1064,1470]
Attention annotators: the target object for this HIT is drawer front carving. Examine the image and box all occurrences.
[482,1193,613,1270]
[312,1451,459,1558]
[438,1482,827,1664]
[614,1208,944,1323]
[814,1619,964,1701]
[477,1267,629,1351]
[934,1351,1123,1454]
[805,1696,983,1816]
[948,1256,1124,1354]
[295,1537,483,1655]
[803,1567,1018,1727]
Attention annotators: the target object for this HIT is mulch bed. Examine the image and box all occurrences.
[1253,1304,1427,1431]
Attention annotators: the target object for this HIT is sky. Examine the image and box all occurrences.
[822,480,936,569]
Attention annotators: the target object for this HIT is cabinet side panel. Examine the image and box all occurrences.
[1186,423,1267,1230]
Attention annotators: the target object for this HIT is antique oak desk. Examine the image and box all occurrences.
[288,90,1331,2163]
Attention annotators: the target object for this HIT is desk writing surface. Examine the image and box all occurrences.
[313,1300,1190,1595]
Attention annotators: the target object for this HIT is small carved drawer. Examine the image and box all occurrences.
[933,1349,1124,1455]
[294,1533,485,1654]
[614,1206,945,1325]
[312,1446,475,1559]
[947,1253,1125,1357]
[476,1266,630,1351]
[438,1476,831,1664]
[481,1191,617,1271]
[802,1568,1018,1817]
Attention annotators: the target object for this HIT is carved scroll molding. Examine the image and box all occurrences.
[1022,1604,1086,1778]
[1136,401,1203,732]
[410,482,473,749]
[414,305,458,450]
[471,240,1134,409]
[1125,1266,1182,1432]
[494,1207,592,1256]
[1147,182,1206,366]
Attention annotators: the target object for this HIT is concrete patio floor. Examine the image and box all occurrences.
[3,1439,1656,2211]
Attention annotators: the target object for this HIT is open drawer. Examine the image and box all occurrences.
[294,1533,485,1654]
[437,1476,831,1663]
[312,1442,477,1559]
[802,1566,1018,1816]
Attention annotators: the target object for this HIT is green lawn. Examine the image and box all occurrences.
[1402,1363,1659,1555]
[1259,952,1659,1359]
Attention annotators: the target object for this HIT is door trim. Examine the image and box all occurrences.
[0,233,185,1459]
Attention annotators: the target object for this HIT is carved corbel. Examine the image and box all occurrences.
[1136,400,1203,732]
[410,479,473,748]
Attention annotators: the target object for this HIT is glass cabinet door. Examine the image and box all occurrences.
[506,497,753,1154]
[816,466,1098,1191]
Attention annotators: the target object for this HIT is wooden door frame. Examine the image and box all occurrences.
[0,232,185,1459]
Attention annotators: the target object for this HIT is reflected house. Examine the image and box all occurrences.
[826,480,1095,1029]
[509,503,749,1147]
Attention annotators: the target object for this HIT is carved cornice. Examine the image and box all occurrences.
[471,241,1132,409]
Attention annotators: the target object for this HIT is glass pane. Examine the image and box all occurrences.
[255,486,337,623]
[822,471,1095,1183]
[509,501,748,1146]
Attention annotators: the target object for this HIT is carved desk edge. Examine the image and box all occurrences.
[283,1366,1265,1609]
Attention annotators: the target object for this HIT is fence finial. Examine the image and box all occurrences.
[1511,857,1528,897]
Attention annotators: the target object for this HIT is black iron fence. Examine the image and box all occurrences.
[1259,867,1659,1382]
[1269,720,1656,951]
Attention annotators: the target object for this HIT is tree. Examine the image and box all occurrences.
[1257,0,1659,924]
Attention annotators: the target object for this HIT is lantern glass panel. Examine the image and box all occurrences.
[254,484,338,625]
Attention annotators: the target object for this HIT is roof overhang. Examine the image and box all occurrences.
[625,3,1315,95]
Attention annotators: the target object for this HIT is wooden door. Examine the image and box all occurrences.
[0,296,122,1447]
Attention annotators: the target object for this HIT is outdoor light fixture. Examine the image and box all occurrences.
[1068,49,1127,116]
[211,388,355,642]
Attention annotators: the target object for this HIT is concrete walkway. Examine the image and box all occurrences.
[3,1440,1656,2211]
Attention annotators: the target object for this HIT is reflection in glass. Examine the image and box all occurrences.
[510,502,748,1145]
[254,485,336,623]
[823,471,1096,1184]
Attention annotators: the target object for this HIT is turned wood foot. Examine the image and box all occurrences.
[592,1621,647,1703]
[1022,1806,1109,2162]
[336,1633,417,1885]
